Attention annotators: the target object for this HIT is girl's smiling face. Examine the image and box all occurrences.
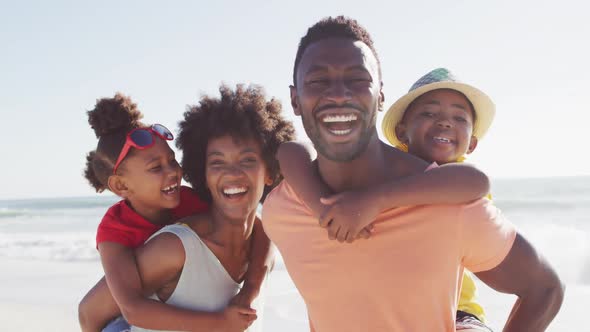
[111,137,182,219]
[396,89,478,164]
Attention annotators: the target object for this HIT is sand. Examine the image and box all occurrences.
[0,257,585,331]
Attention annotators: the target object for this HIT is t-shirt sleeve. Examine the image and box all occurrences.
[96,221,135,248]
[95,202,137,249]
[459,198,517,273]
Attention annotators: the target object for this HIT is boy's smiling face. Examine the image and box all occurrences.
[395,89,478,164]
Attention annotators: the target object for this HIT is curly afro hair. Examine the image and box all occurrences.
[84,93,144,192]
[177,84,296,203]
[292,16,382,86]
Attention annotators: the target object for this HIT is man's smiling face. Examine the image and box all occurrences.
[291,38,383,162]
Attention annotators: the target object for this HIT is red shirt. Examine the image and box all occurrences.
[96,186,208,248]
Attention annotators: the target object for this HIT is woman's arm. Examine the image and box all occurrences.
[230,218,273,308]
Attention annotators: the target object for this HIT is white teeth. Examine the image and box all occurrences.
[223,187,247,195]
[433,137,451,143]
[162,184,178,192]
[329,129,353,136]
[322,114,358,123]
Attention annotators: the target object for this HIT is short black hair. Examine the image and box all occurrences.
[177,84,296,203]
[293,16,382,85]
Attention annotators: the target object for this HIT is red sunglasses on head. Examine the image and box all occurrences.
[112,124,174,174]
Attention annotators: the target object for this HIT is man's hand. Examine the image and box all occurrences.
[319,190,380,243]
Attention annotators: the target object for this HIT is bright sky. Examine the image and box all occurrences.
[1,0,589,200]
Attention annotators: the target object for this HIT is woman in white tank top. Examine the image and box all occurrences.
[119,85,295,332]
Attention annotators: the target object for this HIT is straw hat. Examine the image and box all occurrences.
[381,68,496,148]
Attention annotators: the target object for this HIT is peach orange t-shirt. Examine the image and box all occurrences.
[262,181,516,332]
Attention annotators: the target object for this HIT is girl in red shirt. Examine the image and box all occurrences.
[78,93,268,331]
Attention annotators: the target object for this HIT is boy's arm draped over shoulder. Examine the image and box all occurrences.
[278,142,490,243]
[277,141,372,241]
[317,161,490,243]
[367,162,490,209]
[276,141,330,217]
[460,200,564,332]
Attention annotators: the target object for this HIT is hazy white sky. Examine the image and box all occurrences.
[1,0,589,199]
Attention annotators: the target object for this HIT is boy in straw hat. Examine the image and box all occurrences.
[381,67,496,331]
[277,67,496,331]
[382,67,494,165]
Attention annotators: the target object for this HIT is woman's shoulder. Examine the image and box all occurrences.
[142,220,210,267]
[144,227,186,252]
[135,229,186,272]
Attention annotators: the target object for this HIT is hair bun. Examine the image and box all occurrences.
[87,92,143,138]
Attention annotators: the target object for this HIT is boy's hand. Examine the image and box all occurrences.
[319,190,379,243]
[219,304,257,332]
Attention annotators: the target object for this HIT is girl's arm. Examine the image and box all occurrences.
[77,244,194,332]
[98,240,255,331]
[230,217,273,308]
[78,276,121,332]
[319,162,490,243]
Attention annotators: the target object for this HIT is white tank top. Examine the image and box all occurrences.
[131,223,263,332]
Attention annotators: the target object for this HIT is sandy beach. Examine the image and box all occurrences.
[0,255,586,331]
[0,257,313,331]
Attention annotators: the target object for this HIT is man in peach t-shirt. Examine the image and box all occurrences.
[262,16,563,331]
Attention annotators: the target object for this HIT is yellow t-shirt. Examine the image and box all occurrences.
[397,145,488,321]
[458,271,486,321]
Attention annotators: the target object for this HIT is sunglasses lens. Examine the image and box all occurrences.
[152,124,173,140]
[129,129,154,147]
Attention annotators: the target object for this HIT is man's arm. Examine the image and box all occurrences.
[475,233,564,332]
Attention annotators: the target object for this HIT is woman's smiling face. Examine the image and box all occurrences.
[205,135,270,221]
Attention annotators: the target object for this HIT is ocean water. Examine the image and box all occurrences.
[1,176,589,287]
